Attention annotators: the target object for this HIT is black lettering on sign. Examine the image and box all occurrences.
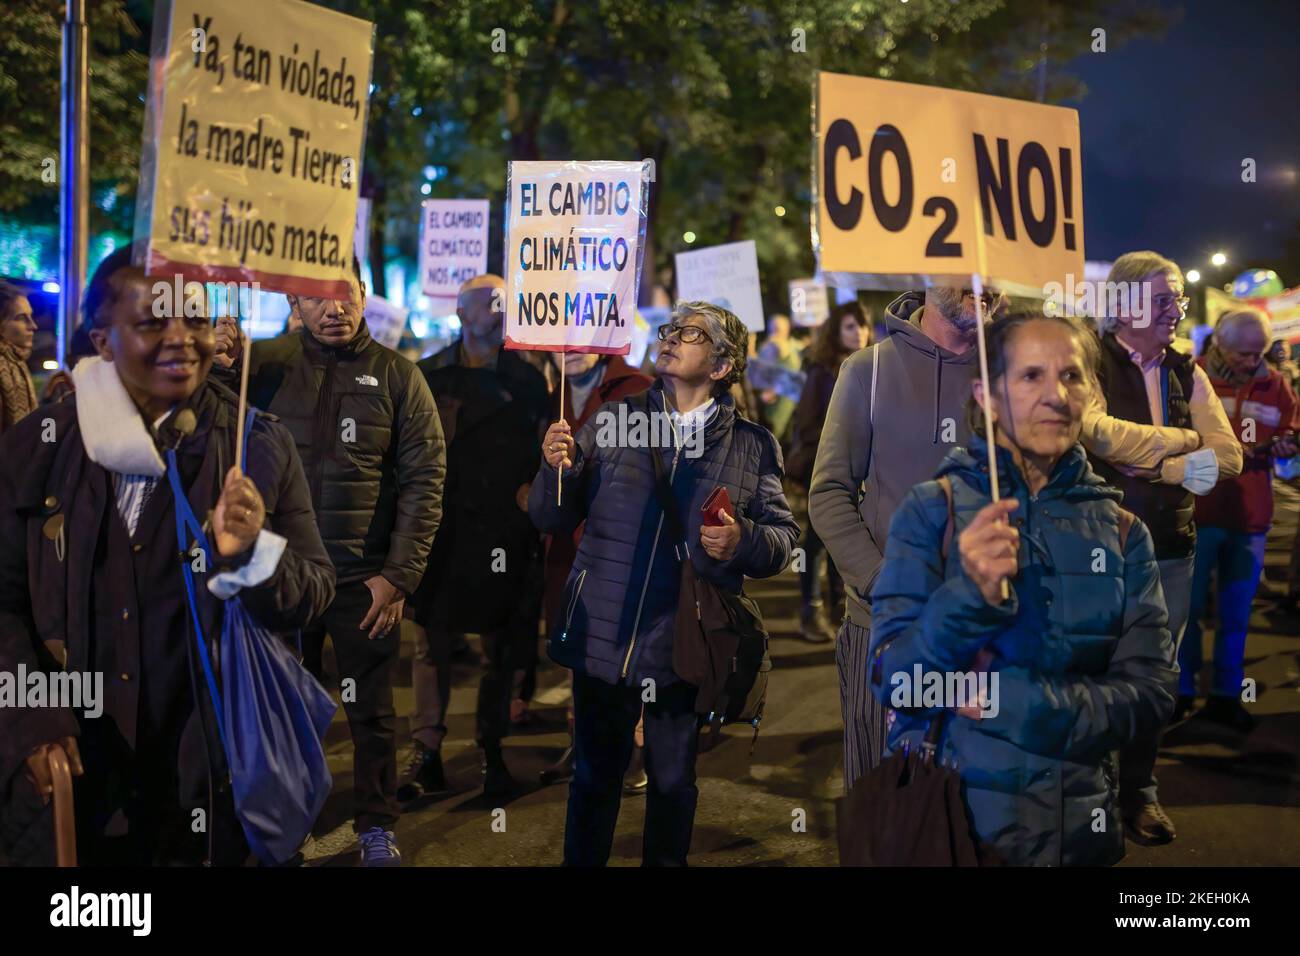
[1017,141,1056,248]
[824,119,863,231]
[922,197,962,257]
[868,125,913,232]
[1059,147,1077,250]
[973,134,1016,240]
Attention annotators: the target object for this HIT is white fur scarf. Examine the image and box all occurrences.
[72,356,167,477]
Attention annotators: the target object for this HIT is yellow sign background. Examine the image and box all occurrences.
[136,0,374,297]
[815,72,1085,297]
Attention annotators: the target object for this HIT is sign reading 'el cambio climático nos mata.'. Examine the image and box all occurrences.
[504,161,652,355]
[420,199,489,301]
[135,0,375,298]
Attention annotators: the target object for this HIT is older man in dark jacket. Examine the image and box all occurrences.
[215,259,444,866]
[0,248,335,866]
[407,274,549,799]
[530,302,799,866]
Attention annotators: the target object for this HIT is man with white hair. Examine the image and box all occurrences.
[1085,250,1242,847]
[1180,308,1298,731]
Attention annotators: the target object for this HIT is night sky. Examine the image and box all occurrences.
[1065,0,1300,281]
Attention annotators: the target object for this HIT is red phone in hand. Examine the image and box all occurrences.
[701,486,734,527]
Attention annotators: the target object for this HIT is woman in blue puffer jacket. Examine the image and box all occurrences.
[529,301,799,867]
[869,312,1176,866]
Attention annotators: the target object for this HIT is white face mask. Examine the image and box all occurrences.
[1180,447,1219,496]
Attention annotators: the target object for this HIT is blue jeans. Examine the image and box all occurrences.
[1178,526,1266,699]
[1119,555,1193,812]
[564,674,700,866]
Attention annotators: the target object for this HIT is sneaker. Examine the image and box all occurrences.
[799,605,835,644]
[1199,696,1258,733]
[623,745,648,795]
[1124,802,1176,847]
[539,744,575,785]
[358,827,402,867]
[397,743,448,802]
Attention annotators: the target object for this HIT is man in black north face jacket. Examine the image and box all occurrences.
[215,264,444,866]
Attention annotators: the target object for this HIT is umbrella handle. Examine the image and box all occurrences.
[46,743,77,867]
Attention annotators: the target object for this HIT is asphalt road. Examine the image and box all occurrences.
[306,484,1300,867]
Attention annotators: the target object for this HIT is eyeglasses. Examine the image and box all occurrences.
[1152,293,1190,315]
[657,323,715,345]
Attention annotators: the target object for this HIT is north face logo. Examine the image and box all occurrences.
[356,374,379,387]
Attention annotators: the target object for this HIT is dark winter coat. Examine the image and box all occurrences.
[415,341,550,633]
[542,355,652,632]
[231,322,444,596]
[0,377,334,862]
[528,382,800,687]
[869,437,1175,866]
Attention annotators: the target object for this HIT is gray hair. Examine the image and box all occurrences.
[1099,250,1182,335]
[670,300,748,395]
[1216,307,1271,346]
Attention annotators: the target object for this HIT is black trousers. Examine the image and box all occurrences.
[564,673,701,866]
[421,625,533,747]
[302,580,400,832]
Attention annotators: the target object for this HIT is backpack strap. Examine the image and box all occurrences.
[870,340,880,428]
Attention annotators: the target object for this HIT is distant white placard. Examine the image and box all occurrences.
[365,294,408,349]
[788,279,830,327]
[354,198,371,269]
[420,199,490,300]
[675,240,764,332]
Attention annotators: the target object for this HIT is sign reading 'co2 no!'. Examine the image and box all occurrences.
[814,72,1085,296]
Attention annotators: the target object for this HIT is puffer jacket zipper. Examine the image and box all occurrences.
[559,569,588,643]
[310,352,339,505]
[622,442,682,680]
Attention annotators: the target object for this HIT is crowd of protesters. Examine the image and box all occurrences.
[0,242,1297,868]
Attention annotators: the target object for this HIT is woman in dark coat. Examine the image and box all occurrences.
[530,301,800,866]
[869,313,1175,866]
[0,249,335,866]
[786,301,871,642]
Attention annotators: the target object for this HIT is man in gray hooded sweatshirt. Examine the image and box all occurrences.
[809,286,1201,791]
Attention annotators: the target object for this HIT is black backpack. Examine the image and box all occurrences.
[642,398,771,751]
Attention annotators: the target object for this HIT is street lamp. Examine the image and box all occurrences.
[1186,269,1201,283]
[1211,252,1227,267]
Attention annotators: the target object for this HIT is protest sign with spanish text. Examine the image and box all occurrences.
[814,72,1084,296]
[504,160,651,355]
[134,0,375,298]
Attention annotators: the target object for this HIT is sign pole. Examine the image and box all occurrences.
[557,355,565,506]
[971,272,1009,603]
[58,0,89,369]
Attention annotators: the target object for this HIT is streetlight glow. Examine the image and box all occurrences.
[1186,269,1201,283]
[1211,252,1227,267]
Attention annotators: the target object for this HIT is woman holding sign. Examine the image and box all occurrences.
[867,313,1175,866]
[0,248,335,866]
[529,301,799,866]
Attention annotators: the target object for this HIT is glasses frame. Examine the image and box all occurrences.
[658,322,715,346]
